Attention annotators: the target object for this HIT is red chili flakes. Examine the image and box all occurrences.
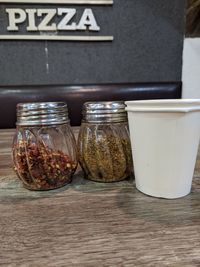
[13,141,77,190]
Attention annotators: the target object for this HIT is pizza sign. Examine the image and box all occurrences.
[0,0,113,41]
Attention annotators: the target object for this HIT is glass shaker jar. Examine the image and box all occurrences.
[78,101,133,182]
[12,102,77,190]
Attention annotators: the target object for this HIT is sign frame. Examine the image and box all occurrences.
[0,0,113,5]
[0,0,114,41]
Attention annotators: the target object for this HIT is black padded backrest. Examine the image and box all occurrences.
[0,82,182,128]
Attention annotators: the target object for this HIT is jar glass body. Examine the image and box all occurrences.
[78,122,133,182]
[13,123,77,190]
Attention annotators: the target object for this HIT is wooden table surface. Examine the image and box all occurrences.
[1,129,200,267]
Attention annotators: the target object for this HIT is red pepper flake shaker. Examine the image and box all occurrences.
[12,102,77,190]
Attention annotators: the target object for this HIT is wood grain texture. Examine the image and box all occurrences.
[0,129,200,267]
[186,0,200,37]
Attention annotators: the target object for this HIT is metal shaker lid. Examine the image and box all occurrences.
[82,101,127,123]
[16,102,69,126]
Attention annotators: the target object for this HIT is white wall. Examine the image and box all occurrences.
[182,38,200,98]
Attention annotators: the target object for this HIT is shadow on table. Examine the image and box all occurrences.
[0,171,134,203]
[0,186,72,204]
[0,175,75,204]
[71,171,135,194]
[116,186,200,226]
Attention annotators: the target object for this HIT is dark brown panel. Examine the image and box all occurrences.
[0,82,182,128]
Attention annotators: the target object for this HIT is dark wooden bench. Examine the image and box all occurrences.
[0,82,182,128]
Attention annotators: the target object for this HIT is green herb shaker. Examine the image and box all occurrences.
[78,101,133,182]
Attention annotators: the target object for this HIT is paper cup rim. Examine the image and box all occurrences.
[125,99,200,113]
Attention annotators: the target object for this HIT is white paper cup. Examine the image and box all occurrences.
[125,99,200,199]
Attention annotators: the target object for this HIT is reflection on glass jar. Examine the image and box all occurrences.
[78,102,133,182]
[12,102,77,190]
